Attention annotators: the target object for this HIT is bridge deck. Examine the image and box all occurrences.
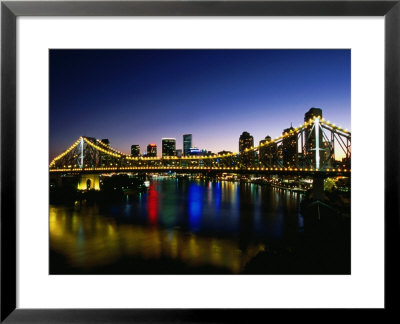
[49,166,350,176]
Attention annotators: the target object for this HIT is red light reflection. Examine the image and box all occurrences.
[147,184,159,225]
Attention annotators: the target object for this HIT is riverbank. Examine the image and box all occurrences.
[175,174,309,193]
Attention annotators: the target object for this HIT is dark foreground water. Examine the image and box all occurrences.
[50,177,349,274]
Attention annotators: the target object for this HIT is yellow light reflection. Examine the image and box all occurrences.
[49,205,265,273]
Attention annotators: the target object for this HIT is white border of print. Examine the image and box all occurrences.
[17,17,384,308]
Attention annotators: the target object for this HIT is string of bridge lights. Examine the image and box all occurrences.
[83,138,121,158]
[49,166,350,173]
[49,116,351,168]
[49,137,82,167]
[95,138,127,156]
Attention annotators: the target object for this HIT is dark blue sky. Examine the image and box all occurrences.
[50,49,350,159]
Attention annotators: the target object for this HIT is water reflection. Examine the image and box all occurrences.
[147,184,159,225]
[50,178,303,274]
[188,184,203,232]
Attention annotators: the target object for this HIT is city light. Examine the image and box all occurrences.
[49,113,351,176]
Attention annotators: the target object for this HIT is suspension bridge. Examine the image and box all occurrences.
[49,116,351,177]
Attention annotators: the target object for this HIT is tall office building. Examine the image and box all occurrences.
[259,135,277,167]
[130,145,140,157]
[183,134,192,156]
[282,126,297,167]
[147,144,157,157]
[259,136,269,163]
[239,131,254,166]
[162,138,176,157]
[239,131,254,152]
[304,107,322,123]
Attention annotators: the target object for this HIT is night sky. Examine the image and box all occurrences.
[50,49,350,159]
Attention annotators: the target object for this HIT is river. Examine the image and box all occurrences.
[50,177,305,274]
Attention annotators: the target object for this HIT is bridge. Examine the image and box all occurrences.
[49,116,351,177]
[50,115,351,198]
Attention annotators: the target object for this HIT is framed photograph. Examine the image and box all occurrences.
[48,48,352,276]
[1,0,398,322]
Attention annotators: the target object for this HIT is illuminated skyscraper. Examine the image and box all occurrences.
[239,131,254,152]
[259,135,277,167]
[282,126,297,167]
[183,134,192,156]
[131,145,140,157]
[259,136,269,165]
[239,131,254,166]
[304,107,322,123]
[162,138,176,157]
[147,143,157,157]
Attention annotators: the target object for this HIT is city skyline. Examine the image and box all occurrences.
[50,108,348,160]
[50,49,351,160]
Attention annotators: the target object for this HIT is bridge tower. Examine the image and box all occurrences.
[77,137,84,169]
[312,117,324,200]
[314,117,320,169]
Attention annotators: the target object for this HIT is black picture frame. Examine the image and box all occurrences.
[1,0,398,322]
